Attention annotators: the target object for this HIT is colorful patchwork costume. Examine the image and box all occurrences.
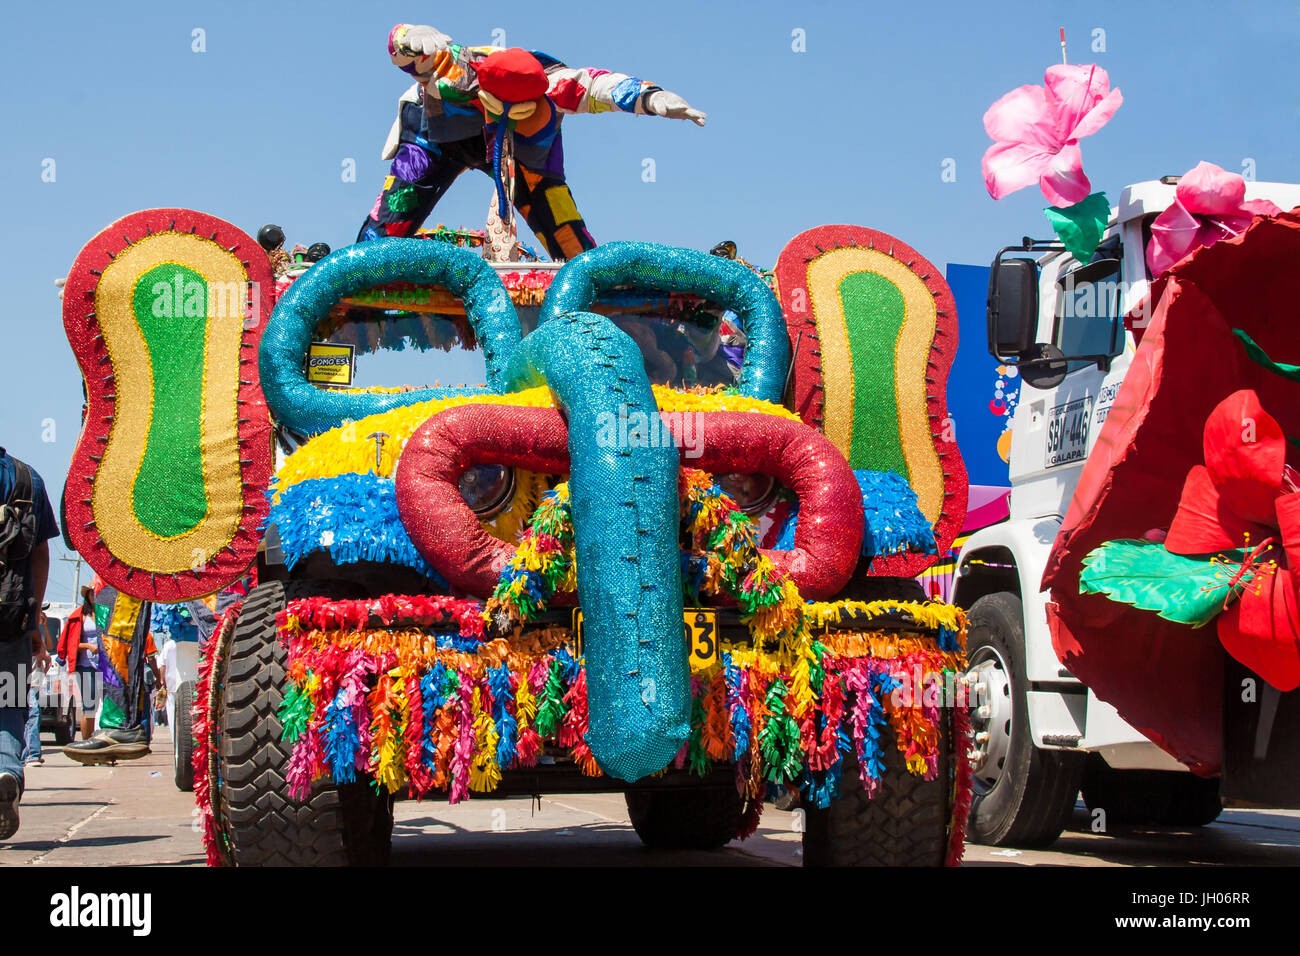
[359,24,706,259]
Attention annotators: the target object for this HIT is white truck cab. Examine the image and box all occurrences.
[953,178,1300,846]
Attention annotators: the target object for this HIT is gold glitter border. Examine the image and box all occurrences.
[805,253,856,458]
[806,247,943,522]
[93,232,246,571]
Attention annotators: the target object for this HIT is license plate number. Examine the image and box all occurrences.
[1045,397,1093,467]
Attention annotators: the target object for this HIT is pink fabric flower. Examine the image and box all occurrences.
[1145,161,1282,275]
[982,64,1123,207]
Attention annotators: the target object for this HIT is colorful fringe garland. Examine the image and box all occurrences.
[484,468,807,656]
[275,594,965,815]
[483,485,576,631]
[271,473,971,860]
[255,413,971,862]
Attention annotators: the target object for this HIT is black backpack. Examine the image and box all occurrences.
[0,458,38,638]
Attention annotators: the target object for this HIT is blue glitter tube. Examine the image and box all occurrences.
[260,238,522,435]
[506,312,690,781]
[537,241,790,403]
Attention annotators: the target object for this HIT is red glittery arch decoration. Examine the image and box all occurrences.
[63,208,274,603]
[395,404,863,599]
[774,224,967,578]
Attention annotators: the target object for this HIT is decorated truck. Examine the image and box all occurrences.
[956,174,1300,846]
[59,208,973,866]
[938,49,1300,844]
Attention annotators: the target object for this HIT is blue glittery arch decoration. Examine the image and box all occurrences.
[537,241,790,404]
[259,238,522,435]
[505,311,691,782]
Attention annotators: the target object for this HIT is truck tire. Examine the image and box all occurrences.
[1082,756,1222,827]
[965,592,1084,847]
[52,700,76,746]
[173,681,195,792]
[1164,775,1223,827]
[625,785,745,850]
[801,718,952,866]
[216,580,394,866]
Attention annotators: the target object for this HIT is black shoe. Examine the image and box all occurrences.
[0,772,19,840]
[101,726,148,745]
[64,726,150,764]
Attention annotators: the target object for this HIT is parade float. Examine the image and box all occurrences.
[56,26,974,867]
[58,211,972,866]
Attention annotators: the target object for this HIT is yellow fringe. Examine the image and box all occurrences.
[468,686,502,793]
[804,599,966,641]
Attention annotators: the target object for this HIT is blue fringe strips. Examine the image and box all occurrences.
[772,469,936,558]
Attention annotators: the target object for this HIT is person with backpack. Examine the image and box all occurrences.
[0,447,60,842]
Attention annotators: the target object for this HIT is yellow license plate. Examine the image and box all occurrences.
[572,608,721,672]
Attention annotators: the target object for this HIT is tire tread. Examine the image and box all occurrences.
[216,580,392,866]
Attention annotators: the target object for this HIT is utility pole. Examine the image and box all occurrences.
[58,554,84,603]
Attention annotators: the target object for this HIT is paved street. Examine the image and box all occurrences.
[3,729,1300,867]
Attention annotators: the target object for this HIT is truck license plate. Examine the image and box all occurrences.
[572,608,720,672]
[1045,397,1093,467]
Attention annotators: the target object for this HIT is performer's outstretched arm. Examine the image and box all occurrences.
[545,65,707,125]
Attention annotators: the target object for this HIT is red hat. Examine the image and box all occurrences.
[475,48,549,103]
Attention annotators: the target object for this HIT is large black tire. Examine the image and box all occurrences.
[1082,755,1222,827]
[173,681,195,792]
[801,716,952,866]
[625,785,745,850]
[965,592,1084,847]
[216,580,394,866]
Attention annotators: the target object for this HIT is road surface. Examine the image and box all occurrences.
[3,731,1300,867]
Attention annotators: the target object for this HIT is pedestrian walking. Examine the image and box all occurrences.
[0,447,60,841]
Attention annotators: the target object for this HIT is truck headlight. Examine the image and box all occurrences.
[716,473,777,515]
[458,464,515,517]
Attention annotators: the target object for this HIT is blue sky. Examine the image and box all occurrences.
[1,0,1296,600]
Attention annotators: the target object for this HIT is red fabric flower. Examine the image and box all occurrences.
[1165,389,1300,690]
[1145,162,1282,276]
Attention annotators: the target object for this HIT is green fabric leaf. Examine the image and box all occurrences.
[1044,192,1111,264]
[1233,328,1300,383]
[1079,539,1250,627]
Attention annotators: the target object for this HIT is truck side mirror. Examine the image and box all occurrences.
[987,257,1038,360]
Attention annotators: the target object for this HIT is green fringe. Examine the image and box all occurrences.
[687,693,710,777]
[758,679,802,783]
[278,674,314,744]
[534,661,568,738]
